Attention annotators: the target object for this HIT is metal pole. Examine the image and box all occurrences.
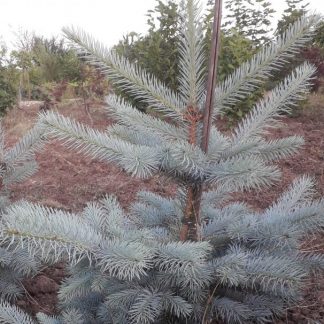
[180,0,223,242]
[201,0,223,153]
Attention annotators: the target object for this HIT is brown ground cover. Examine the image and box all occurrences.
[4,95,324,323]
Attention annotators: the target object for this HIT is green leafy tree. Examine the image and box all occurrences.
[32,36,82,83]
[72,64,110,113]
[0,44,17,115]
[0,1,323,323]
[10,30,38,100]
[276,0,309,36]
[114,0,179,90]
[204,1,254,80]
[11,31,82,100]
[116,0,255,116]
[222,0,275,46]
[0,72,16,116]
[314,22,324,47]
[218,31,253,81]
[114,0,180,109]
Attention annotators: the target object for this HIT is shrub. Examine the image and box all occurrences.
[10,33,83,101]
[0,73,16,116]
[0,1,323,323]
[73,64,110,111]
[0,45,17,115]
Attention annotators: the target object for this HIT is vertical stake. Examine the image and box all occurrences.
[180,0,223,241]
[201,0,223,153]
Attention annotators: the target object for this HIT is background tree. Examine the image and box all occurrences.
[10,31,84,101]
[221,0,275,46]
[0,44,17,115]
[115,0,179,92]
[204,1,254,79]
[32,36,82,84]
[276,0,309,36]
[114,0,180,110]
[116,0,255,117]
[70,64,110,115]
[10,30,37,101]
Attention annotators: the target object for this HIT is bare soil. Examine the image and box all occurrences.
[4,96,324,323]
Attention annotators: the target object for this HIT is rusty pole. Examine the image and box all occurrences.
[201,0,223,153]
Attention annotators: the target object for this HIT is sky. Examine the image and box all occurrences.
[0,0,323,50]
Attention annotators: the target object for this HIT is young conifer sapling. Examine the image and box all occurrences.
[0,1,323,323]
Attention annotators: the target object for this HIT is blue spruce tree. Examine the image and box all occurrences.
[0,1,323,323]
